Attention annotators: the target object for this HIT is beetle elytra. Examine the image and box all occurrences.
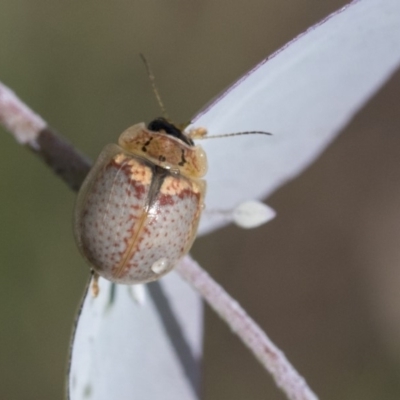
[74,118,207,284]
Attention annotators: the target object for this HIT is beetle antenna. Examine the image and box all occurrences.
[195,131,272,140]
[140,53,170,121]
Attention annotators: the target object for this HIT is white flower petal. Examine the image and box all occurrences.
[69,273,203,400]
[194,0,400,235]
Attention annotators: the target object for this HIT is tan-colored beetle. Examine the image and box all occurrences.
[74,117,207,284]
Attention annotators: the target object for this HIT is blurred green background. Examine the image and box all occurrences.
[1,1,400,399]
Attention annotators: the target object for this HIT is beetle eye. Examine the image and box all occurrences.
[148,117,194,146]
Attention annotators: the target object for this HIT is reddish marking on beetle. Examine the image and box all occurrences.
[113,206,149,279]
[127,214,135,221]
[158,194,175,206]
[129,180,146,199]
[177,188,199,201]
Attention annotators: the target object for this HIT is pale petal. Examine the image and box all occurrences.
[194,0,400,235]
[69,273,203,400]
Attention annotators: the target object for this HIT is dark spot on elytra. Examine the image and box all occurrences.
[141,138,153,153]
[178,149,187,166]
[158,194,175,206]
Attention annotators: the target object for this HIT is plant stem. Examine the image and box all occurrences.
[177,256,318,400]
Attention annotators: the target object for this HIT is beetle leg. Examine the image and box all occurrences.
[90,270,100,297]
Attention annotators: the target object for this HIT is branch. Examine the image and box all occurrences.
[0,82,91,190]
[0,80,318,400]
[177,256,317,400]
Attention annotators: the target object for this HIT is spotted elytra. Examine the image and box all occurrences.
[74,56,271,285]
[75,117,208,284]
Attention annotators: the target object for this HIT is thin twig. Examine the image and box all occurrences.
[0,82,46,143]
[0,80,318,400]
[177,256,318,400]
[0,82,91,190]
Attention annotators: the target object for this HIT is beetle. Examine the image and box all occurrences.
[74,55,270,287]
[74,117,207,284]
